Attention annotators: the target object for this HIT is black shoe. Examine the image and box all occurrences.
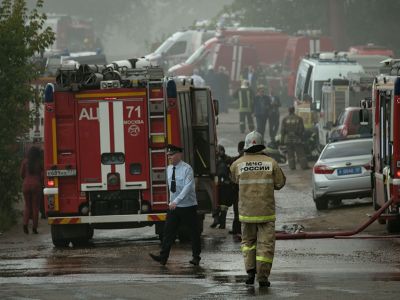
[259,281,271,288]
[218,224,226,229]
[210,221,219,228]
[23,225,28,234]
[149,253,167,265]
[189,256,201,266]
[245,270,256,285]
[32,228,38,234]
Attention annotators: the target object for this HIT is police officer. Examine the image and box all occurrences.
[280,106,309,170]
[149,144,201,266]
[234,80,255,133]
[230,131,286,287]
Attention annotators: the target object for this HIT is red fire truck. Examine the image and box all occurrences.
[371,59,400,233]
[43,60,218,246]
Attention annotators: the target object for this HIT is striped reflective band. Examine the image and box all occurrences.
[239,178,273,185]
[147,214,167,222]
[256,256,273,264]
[48,217,81,225]
[241,245,256,252]
[239,215,276,222]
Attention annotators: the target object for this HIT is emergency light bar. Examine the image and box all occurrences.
[100,80,121,89]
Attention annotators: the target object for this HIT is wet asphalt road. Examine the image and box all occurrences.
[1,108,400,299]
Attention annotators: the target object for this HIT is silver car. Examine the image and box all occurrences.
[312,138,372,210]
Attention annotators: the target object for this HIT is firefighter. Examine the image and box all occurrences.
[234,80,255,134]
[230,131,286,287]
[210,145,234,229]
[253,84,271,143]
[149,144,201,266]
[280,106,309,170]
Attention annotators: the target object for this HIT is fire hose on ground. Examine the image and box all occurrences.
[276,198,397,240]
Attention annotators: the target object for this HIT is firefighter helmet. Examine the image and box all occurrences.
[244,131,265,153]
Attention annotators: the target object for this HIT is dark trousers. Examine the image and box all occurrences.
[255,114,268,142]
[269,114,280,142]
[232,190,241,234]
[239,112,255,133]
[160,205,201,259]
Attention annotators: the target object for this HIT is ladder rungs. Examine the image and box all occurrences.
[152,184,167,187]
[151,149,166,153]
[153,201,168,205]
[152,167,166,170]
[150,132,165,136]
[149,98,164,102]
[150,115,164,119]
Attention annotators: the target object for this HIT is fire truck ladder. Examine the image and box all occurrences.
[147,79,168,207]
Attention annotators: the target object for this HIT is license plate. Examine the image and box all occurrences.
[337,167,361,176]
[46,169,77,177]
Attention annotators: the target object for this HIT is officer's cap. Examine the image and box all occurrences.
[167,144,183,155]
[244,131,265,153]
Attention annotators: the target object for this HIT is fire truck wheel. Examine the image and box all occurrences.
[51,225,70,248]
[386,218,400,233]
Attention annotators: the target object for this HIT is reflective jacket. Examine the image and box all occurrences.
[230,152,286,223]
[281,113,304,144]
[236,88,254,113]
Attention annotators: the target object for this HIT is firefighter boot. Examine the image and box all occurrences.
[245,269,256,285]
[23,225,29,234]
[218,210,227,229]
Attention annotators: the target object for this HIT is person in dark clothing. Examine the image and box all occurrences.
[229,140,245,239]
[210,145,235,229]
[253,84,271,143]
[280,107,309,170]
[217,66,230,113]
[268,91,281,143]
[20,146,43,234]
[149,144,201,266]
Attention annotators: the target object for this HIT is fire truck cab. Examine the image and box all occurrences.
[43,59,218,246]
[371,60,400,233]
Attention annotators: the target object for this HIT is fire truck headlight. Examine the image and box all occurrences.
[102,152,125,165]
[107,173,120,186]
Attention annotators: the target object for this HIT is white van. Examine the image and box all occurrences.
[294,52,364,129]
[295,52,365,108]
[145,30,215,69]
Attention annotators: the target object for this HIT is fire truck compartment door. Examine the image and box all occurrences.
[77,99,149,191]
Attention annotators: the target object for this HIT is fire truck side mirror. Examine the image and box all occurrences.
[359,109,369,125]
[44,83,54,103]
[213,99,219,116]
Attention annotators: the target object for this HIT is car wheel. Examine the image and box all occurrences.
[313,191,328,210]
[315,197,328,210]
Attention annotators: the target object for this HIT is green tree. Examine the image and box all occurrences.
[0,0,54,231]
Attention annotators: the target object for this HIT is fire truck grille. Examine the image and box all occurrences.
[89,190,140,216]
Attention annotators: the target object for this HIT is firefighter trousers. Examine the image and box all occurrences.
[286,142,308,170]
[241,222,275,282]
[239,112,255,133]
